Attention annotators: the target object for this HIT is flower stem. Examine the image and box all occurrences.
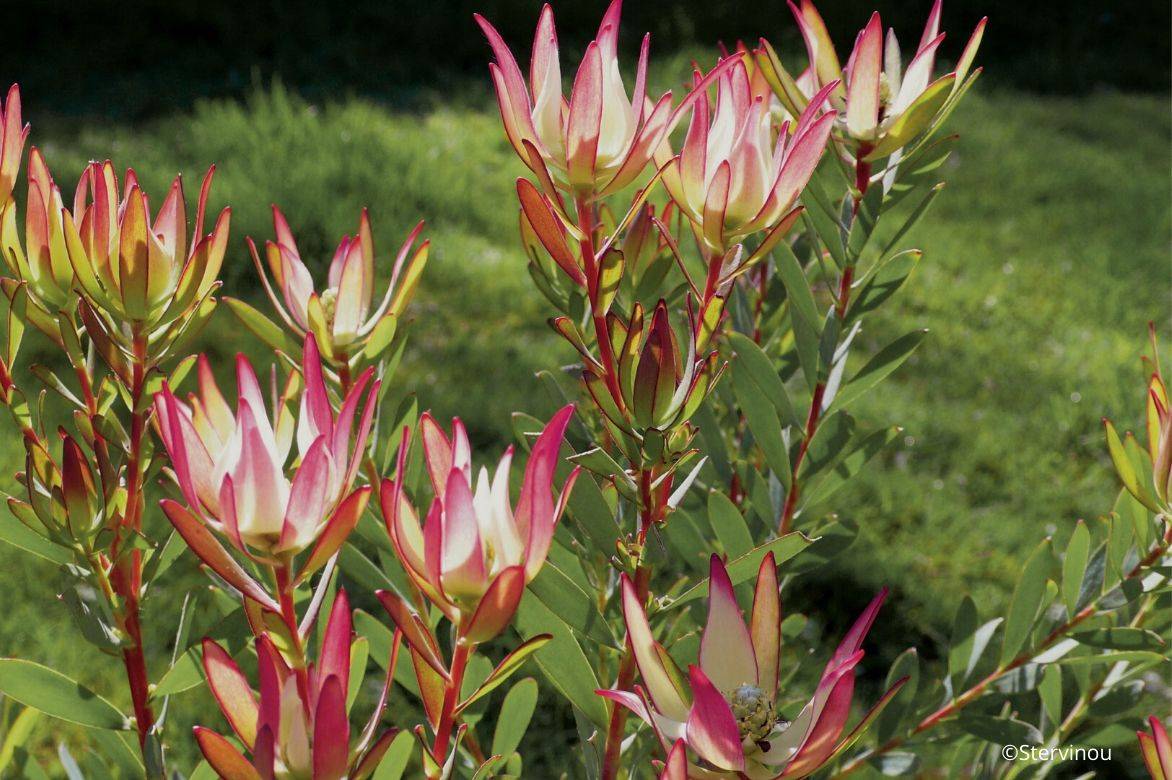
[274,564,313,719]
[778,182,858,534]
[431,641,473,778]
[600,563,651,780]
[113,330,155,751]
[574,194,625,408]
[601,467,659,780]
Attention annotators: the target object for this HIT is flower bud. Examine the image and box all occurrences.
[0,84,27,207]
[1150,376,1171,505]
[196,591,398,779]
[1,148,76,312]
[580,301,721,444]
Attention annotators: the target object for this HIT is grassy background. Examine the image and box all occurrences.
[1,80,1167,774]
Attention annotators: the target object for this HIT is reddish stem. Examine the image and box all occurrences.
[574,195,625,409]
[779,184,859,534]
[274,565,313,719]
[834,525,1172,777]
[779,382,826,534]
[432,641,472,777]
[112,331,154,747]
[854,144,874,201]
[600,563,651,780]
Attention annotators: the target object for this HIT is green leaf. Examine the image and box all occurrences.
[662,532,813,609]
[222,297,299,355]
[799,168,847,267]
[1078,722,1147,748]
[731,364,790,484]
[773,242,819,331]
[1062,521,1091,619]
[88,731,143,777]
[876,649,919,744]
[188,761,218,780]
[512,594,607,728]
[829,330,927,412]
[0,660,128,730]
[1104,421,1160,511]
[348,637,370,711]
[1038,665,1062,726]
[491,678,539,759]
[1000,538,1053,666]
[458,635,551,711]
[798,411,854,480]
[1058,650,1165,666]
[0,512,72,565]
[1071,627,1166,652]
[782,517,858,575]
[726,333,802,429]
[471,756,510,780]
[564,472,619,554]
[792,301,821,392]
[527,563,615,647]
[0,707,40,773]
[568,448,637,500]
[957,713,1042,746]
[949,596,999,689]
[801,425,900,509]
[876,184,945,261]
[848,250,921,322]
[353,609,419,698]
[372,730,415,780]
[706,491,753,559]
[338,543,395,594]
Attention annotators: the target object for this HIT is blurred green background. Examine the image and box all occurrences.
[0,0,1168,775]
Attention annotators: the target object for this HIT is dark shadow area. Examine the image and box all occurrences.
[3,0,1168,120]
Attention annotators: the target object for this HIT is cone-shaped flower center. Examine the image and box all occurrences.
[319,287,338,329]
[730,683,778,744]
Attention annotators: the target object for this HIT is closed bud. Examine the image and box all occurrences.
[0,84,27,207]
[1,148,76,312]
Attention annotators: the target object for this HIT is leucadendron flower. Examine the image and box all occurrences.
[600,554,905,778]
[155,333,377,574]
[656,57,836,256]
[476,0,731,198]
[757,0,985,162]
[195,590,399,780]
[61,161,230,330]
[234,206,428,365]
[378,405,578,644]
